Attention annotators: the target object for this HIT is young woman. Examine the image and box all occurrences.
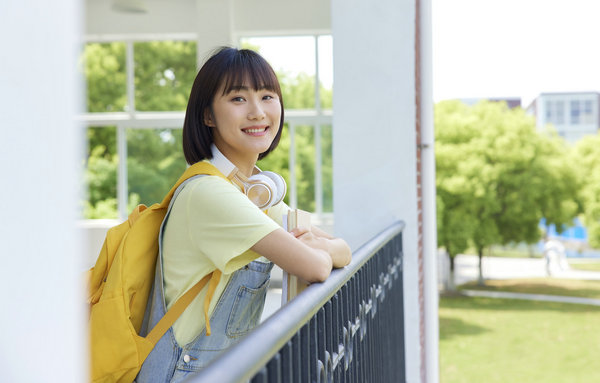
[136,47,351,382]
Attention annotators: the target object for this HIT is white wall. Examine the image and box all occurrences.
[87,0,199,36]
[331,0,421,381]
[86,0,330,40]
[0,1,86,382]
[233,0,330,35]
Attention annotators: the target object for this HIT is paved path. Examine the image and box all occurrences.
[449,254,600,306]
[450,254,600,286]
[461,289,600,306]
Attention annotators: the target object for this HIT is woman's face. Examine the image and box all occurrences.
[207,81,281,168]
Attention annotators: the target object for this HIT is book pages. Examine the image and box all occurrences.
[281,209,312,305]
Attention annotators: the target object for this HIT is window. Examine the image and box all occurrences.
[555,101,564,124]
[242,35,334,215]
[545,100,564,125]
[570,100,581,124]
[82,38,196,219]
[582,99,594,124]
[82,35,334,220]
[133,41,196,111]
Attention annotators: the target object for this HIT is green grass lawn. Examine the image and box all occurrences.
[458,278,600,299]
[440,295,600,383]
[569,261,600,272]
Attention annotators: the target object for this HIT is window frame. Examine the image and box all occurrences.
[81,33,334,221]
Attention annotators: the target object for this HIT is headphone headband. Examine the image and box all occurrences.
[210,144,286,209]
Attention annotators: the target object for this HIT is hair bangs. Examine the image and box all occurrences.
[220,51,281,95]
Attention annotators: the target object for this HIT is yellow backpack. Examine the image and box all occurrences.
[87,162,226,383]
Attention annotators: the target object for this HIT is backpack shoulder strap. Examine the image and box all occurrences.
[144,161,229,343]
[159,162,228,208]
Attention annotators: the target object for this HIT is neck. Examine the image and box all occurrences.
[235,161,256,178]
[210,144,257,178]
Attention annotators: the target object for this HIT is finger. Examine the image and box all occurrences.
[290,226,310,238]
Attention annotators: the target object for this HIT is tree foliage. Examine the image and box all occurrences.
[573,135,600,247]
[435,100,582,287]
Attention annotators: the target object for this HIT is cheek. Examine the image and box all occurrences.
[270,105,283,125]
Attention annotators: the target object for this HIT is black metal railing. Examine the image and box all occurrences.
[186,221,405,383]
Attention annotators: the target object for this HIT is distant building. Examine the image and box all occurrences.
[460,97,522,109]
[526,92,600,142]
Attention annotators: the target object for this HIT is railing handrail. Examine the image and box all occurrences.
[187,221,406,383]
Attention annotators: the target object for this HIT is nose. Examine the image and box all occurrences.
[247,99,266,120]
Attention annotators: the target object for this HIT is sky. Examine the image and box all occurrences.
[433,0,600,106]
[246,0,599,108]
[243,35,334,89]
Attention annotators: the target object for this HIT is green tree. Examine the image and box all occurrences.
[83,42,195,217]
[435,100,481,289]
[574,135,600,247]
[435,100,581,289]
[134,41,197,111]
[83,43,127,113]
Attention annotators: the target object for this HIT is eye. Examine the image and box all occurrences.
[262,94,277,101]
[231,96,245,102]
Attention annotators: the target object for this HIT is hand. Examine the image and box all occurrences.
[290,226,352,269]
[290,227,328,250]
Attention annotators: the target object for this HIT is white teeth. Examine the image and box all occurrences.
[244,127,266,133]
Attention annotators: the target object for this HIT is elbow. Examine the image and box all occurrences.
[314,264,331,283]
[332,241,352,268]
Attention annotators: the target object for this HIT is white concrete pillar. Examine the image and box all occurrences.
[195,0,235,65]
[419,0,440,381]
[0,1,86,381]
[331,0,422,381]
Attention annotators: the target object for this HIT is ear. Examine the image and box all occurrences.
[204,108,215,127]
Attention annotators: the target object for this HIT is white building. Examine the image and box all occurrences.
[527,92,600,142]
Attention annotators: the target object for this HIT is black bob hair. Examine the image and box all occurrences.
[182,47,285,165]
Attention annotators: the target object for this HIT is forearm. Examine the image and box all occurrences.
[251,228,332,283]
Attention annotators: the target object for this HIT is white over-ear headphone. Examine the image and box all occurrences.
[210,144,287,210]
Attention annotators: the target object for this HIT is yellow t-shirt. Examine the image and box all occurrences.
[162,173,288,346]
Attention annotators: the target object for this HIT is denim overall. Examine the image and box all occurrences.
[136,176,273,383]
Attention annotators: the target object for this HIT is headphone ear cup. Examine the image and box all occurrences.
[259,171,287,206]
[247,173,277,209]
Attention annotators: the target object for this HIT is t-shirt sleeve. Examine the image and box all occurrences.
[182,176,281,273]
[265,200,290,228]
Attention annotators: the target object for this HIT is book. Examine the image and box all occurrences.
[281,208,312,305]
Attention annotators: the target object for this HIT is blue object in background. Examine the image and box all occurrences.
[541,217,587,241]
[539,218,600,258]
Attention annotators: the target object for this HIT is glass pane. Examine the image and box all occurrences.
[318,35,333,109]
[134,41,197,111]
[240,36,316,109]
[126,128,187,207]
[295,125,315,212]
[321,125,333,213]
[84,43,127,113]
[570,100,580,124]
[84,126,118,219]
